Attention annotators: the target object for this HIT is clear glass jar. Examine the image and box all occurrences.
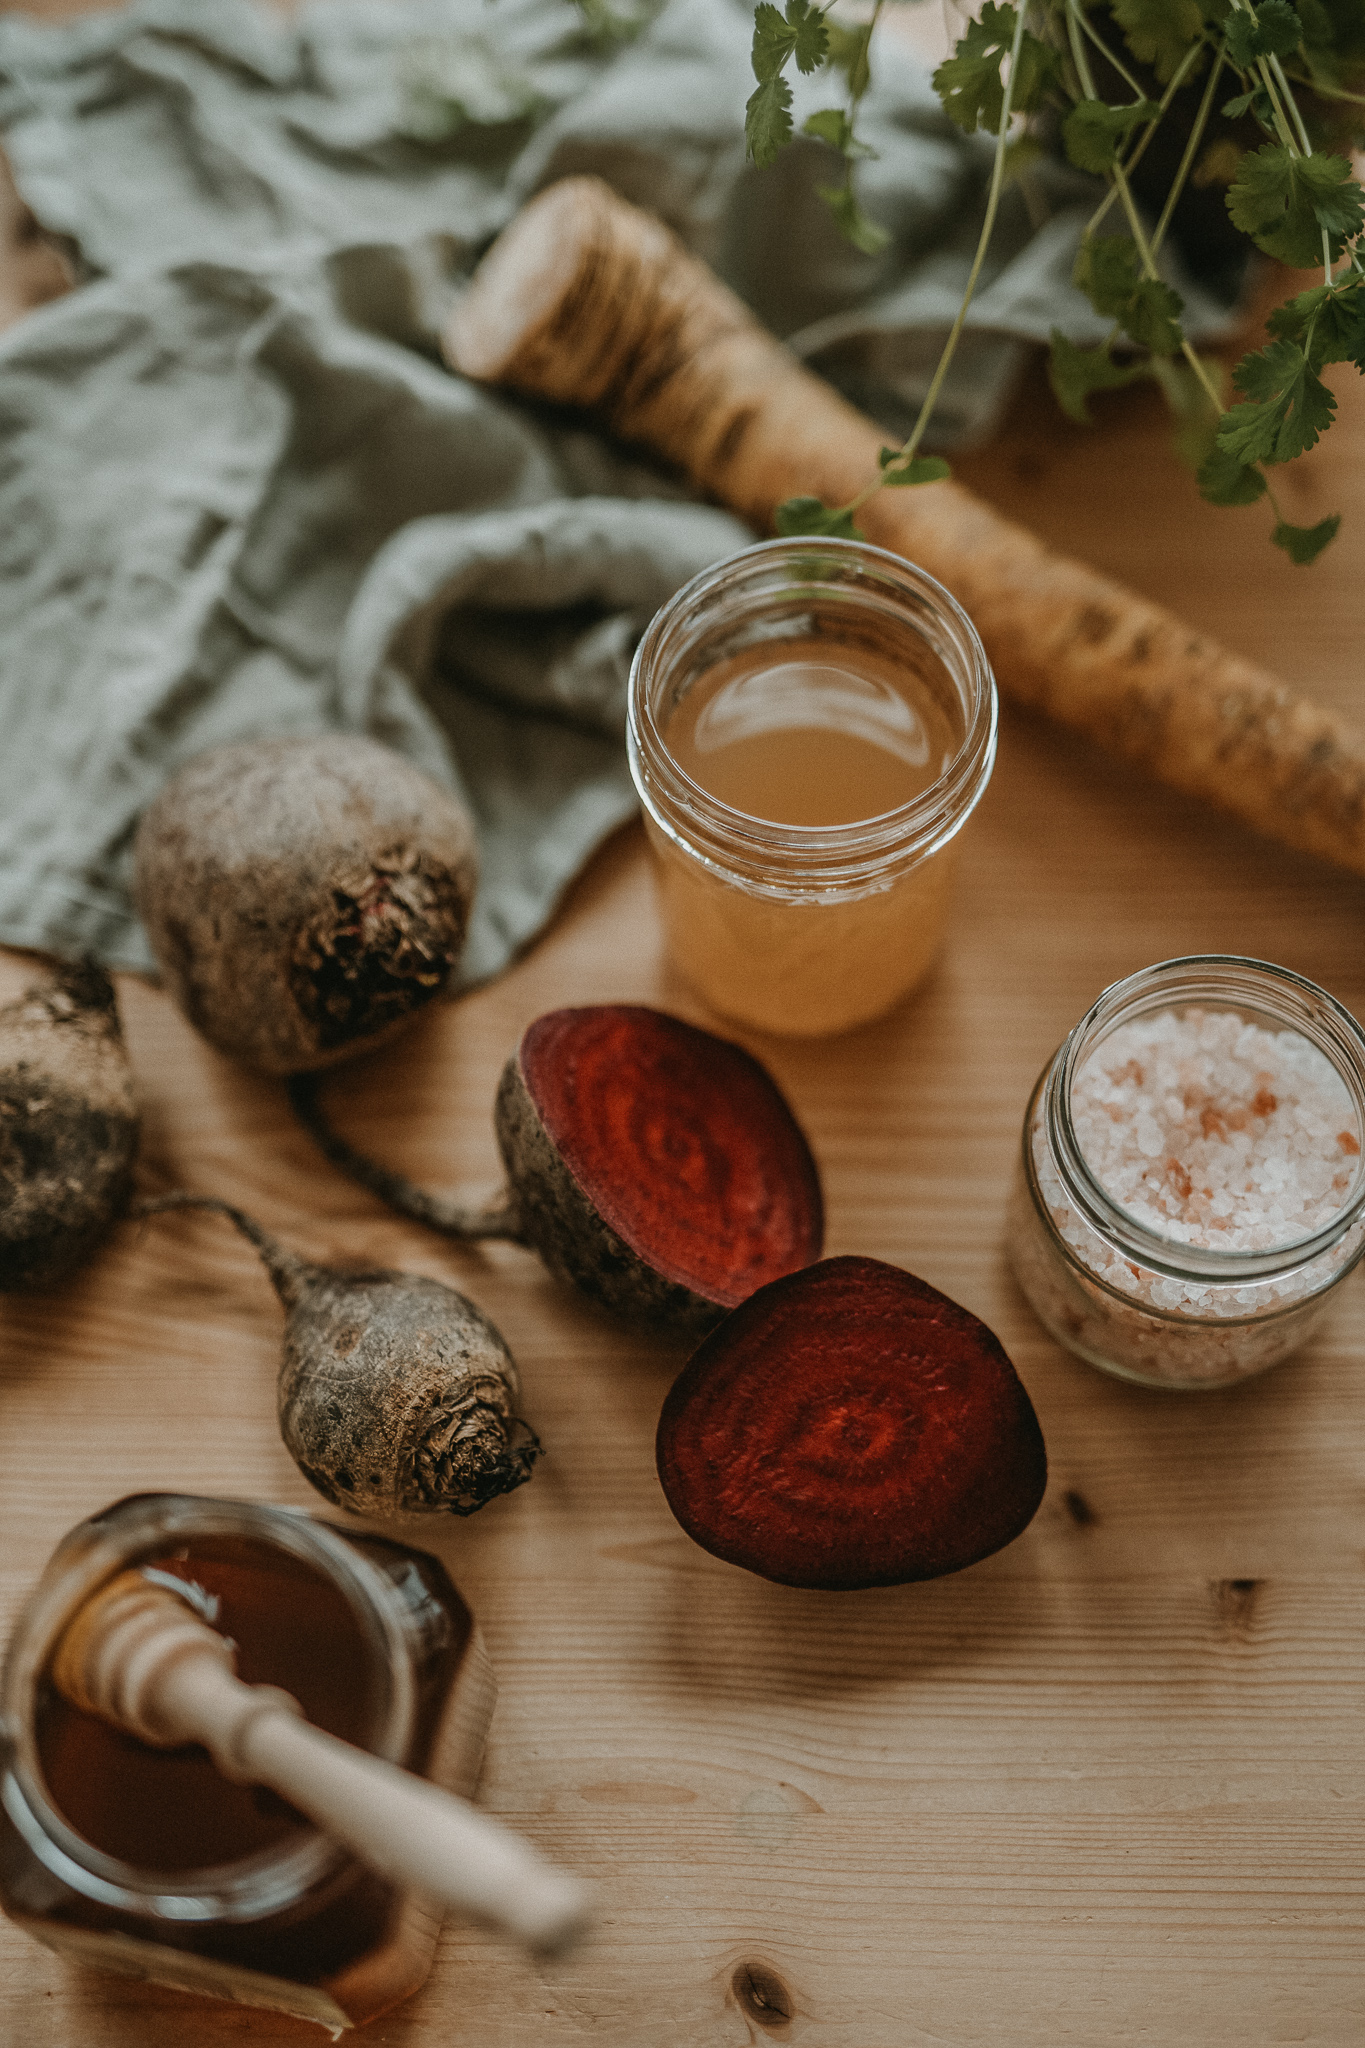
[627,537,997,1036]
[0,1493,495,2030]
[1006,957,1365,1390]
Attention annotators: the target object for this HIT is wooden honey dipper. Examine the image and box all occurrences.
[52,1569,592,1956]
[445,175,1365,879]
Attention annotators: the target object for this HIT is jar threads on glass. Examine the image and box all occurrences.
[627,538,997,1037]
[0,1494,495,2031]
[1005,956,1365,1390]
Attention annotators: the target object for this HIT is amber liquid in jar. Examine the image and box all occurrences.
[663,638,956,828]
[36,1536,387,1871]
[630,540,997,1038]
[1,1499,493,2033]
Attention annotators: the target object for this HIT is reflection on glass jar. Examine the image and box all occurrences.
[628,538,997,1037]
[1005,956,1365,1390]
[0,1494,495,2030]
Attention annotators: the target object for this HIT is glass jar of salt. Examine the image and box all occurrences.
[1006,957,1365,1390]
[628,538,997,1036]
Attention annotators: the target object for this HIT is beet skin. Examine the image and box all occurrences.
[0,961,138,1290]
[138,1195,539,1517]
[656,1255,1047,1589]
[135,735,478,1075]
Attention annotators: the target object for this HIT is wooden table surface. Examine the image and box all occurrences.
[2,11,1364,2042]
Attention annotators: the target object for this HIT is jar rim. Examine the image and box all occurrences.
[1044,955,1365,1283]
[627,536,997,889]
[0,1494,414,1922]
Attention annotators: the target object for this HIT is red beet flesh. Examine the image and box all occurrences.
[517,1007,823,1312]
[656,1256,1048,1589]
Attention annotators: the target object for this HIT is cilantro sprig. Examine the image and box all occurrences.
[741,0,1364,563]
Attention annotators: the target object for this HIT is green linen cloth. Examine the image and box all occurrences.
[0,0,1242,982]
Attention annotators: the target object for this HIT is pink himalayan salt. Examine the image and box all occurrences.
[1071,1008,1360,1253]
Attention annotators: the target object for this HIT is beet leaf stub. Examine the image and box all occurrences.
[656,1256,1048,1589]
[289,858,466,1054]
[517,1007,823,1309]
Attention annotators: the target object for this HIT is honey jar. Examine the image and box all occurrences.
[0,1493,495,2030]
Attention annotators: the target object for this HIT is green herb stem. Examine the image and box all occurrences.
[1083,34,1209,247]
[1149,44,1225,259]
[845,0,1030,507]
[1071,3,1145,102]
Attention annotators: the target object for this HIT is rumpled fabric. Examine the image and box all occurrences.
[0,0,1243,980]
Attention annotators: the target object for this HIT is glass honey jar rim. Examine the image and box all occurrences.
[1033,955,1365,1289]
[627,536,998,891]
[0,1494,415,1921]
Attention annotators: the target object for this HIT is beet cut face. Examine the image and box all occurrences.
[656,1256,1047,1590]
[503,1006,823,1328]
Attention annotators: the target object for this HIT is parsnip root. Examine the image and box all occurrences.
[445,176,1365,877]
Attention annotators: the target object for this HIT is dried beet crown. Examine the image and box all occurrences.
[513,1006,823,1310]
[656,1255,1048,1590]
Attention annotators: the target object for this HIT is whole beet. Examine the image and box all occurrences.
[0,961,139,1290]
[137,1195,539,1517]
[134,735,478,1075]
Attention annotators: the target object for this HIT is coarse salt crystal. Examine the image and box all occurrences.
[1072,1008,1359,1255]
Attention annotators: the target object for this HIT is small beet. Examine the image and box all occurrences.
[137,1195,539,1517]
[290,1005,824,1332]
[134,735,478,1075]
[656,1256,1047,1590]
[0,961,139,1291]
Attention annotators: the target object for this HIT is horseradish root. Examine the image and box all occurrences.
[0,960,138,1290]
[291,1004,824,1332]
[656,1256,1048,1589]
[445,177,1365,878]
[134,736,478,1075]
[137,1195,539,1515]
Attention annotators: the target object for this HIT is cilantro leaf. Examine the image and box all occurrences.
[1266,281,1365,367]
[751,2,793,82]
[1216,336,1336,465]
[1224,0,1303,65]
[1111,0,1206,83]
[789,0,829,75]
[817,181,889,254]
[751,0,827,81]
[1227,144,1365,266]
[774,495,861,537]
[1010,33,1064,115]
[1062,98,1162,174]
[1073,237,1185,354]
[1272,514,1341,564]
[1047,331,1146,422]
[877,448,951,484]
[1197,446,1267,504]
[745,72,793,165]
[932,3,1019,135]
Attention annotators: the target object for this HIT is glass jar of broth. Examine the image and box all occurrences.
[628,537,997,1036]
[0,1493,495,2031]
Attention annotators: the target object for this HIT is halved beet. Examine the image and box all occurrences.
[291,1005,824,1333]
[656,1256,1047,1589]
[497,1006,823,1328]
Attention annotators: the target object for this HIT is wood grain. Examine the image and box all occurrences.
[2,9,1364,2043]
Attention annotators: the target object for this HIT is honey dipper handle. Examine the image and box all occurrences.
[446,176,1365,880]
[244,1711,590,1954]
[148,1649,590,1955]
